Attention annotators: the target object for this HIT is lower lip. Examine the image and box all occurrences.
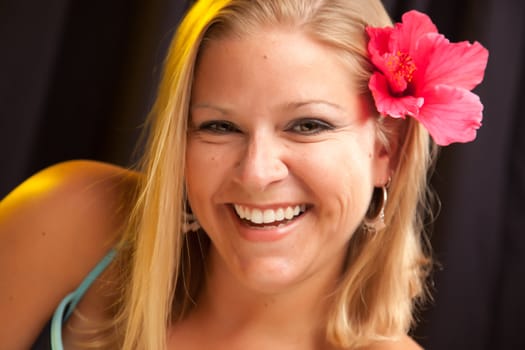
[230,208,304,242]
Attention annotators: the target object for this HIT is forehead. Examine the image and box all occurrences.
[198,27,347,70]
[192,29,362,110]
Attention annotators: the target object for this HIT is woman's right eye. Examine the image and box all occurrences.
[198,120,240,134]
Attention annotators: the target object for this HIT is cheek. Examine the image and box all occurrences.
[186,140,229,178]
[320,162,373,221]
[185,141,240,219]
[185,143,221,207]
[301,138,376,190]
[298,139,375,230]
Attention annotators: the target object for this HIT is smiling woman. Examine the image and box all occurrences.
[186,29,389,299]
[0,0,488,349]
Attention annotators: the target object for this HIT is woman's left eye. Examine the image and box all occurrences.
[287,118,334,135]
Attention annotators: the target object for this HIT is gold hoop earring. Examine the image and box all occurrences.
[363,179,390,233]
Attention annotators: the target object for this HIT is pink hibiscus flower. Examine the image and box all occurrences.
[366,10,489,146]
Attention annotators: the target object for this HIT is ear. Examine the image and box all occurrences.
[372,140,392,187]
[372,116,405,187]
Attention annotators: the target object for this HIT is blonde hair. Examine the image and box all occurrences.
[108,0,436,349]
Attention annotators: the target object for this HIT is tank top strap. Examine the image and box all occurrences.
[50,249,117,350]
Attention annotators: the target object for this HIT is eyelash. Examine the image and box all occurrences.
[286,118,334,135]
[197,120,240,134]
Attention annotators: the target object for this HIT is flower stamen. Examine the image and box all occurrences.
[385,51,416,93]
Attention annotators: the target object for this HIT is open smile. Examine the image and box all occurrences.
[232,204,308,226]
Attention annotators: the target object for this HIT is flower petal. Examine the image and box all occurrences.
[366,26,394,57]
[416,85,483,145]
[366,27,396,77]
[391,10,438,54]
[414,33,489,92]
[369,73,423,118]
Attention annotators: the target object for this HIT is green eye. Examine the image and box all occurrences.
[288,118,334,135]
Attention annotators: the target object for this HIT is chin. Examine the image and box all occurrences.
[233,256,310,294]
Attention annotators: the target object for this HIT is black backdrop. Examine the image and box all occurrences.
[1,0,524,349]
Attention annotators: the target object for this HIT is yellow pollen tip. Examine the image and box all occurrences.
[386,51,417,83]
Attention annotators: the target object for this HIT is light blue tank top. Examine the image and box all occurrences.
[50,249,116,350]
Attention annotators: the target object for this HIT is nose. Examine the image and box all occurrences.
[234,132,289,191]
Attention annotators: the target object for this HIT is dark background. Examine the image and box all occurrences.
[1,0,524,349]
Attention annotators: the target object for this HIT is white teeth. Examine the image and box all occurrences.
[263,209,275,224]
[284,207,294,220]
[233,204,306,225]
[237,206,246,219]
[251,209,263,224]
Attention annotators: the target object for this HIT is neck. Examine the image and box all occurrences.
[184,247,343,349]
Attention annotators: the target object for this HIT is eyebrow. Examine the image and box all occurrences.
[190,103,229,114]
[280,100,345,112]
[190,100,344,114]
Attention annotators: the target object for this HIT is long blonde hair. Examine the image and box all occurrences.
[112,0,436,349]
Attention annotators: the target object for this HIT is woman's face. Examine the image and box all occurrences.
[186,29,391,293]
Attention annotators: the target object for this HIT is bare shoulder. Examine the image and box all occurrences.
[0,160,139,349]
[362,335,423,350]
